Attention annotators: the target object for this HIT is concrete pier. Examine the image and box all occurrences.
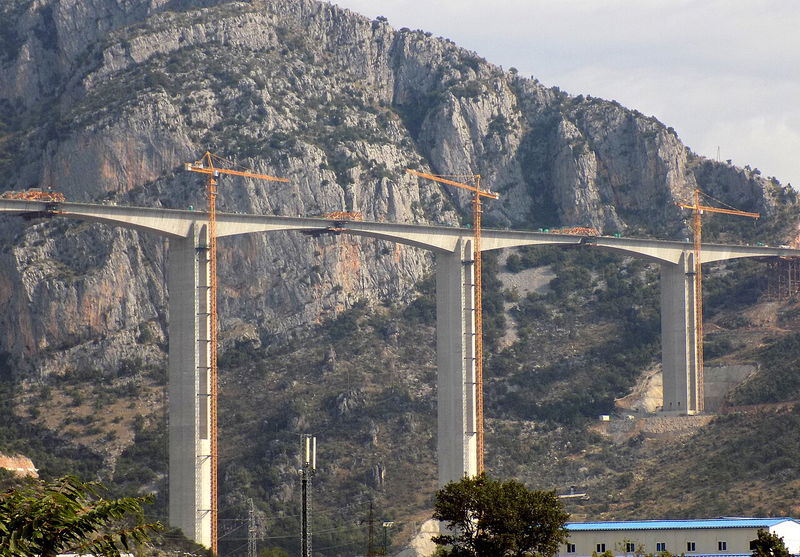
[167,225,212,546]
[436,239,478,484]
[660,253,702,413]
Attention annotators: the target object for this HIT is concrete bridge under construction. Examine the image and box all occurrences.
[2,198,797,547]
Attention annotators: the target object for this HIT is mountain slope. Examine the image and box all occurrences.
[1,0,800,555]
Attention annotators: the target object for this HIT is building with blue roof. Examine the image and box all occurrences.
[559,518,800,557]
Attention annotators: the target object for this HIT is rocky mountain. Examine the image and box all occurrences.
[1,0,795,373]
[1,0,800,555]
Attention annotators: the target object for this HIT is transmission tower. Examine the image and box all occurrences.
[299,434,316,557]
[365,501,383,556]
[247,498,257,557]
[382,521,395,556]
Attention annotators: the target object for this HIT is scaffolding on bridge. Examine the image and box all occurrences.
[765,257,800,301]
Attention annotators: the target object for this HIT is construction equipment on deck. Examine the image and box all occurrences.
[322,211,363,221]
[185,152,288,553]
[1,188,65,202]
[406,168,499,474]
[677,188,759,411]
[551,227,600,236]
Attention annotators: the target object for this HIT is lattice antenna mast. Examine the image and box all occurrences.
[299,434,316,557]
[677,188,759,411]
[185,152,288,553]
[406,168,499,473]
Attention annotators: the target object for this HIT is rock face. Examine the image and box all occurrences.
[0,453,38,477]
[0,0,794,375]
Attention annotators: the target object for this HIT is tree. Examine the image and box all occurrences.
[0,475,161,557]
[432,473,569,557]
[751,529,790,557]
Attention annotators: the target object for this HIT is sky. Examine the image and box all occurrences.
[331,0,800,188]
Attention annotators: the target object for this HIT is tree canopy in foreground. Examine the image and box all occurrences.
[432,473,569,557]
[751,529,790,557]
[0,475,161,557]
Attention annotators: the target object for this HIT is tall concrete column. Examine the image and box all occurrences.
[435,239,478,485]
[168,223,212,547]
[660,251,702,414]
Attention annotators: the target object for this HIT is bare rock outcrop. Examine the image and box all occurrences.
[0,453,38,477]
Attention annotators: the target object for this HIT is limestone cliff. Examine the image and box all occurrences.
[0,0,794,376]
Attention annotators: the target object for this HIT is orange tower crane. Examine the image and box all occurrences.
[185,152,288,553]
[406,168,499,474]
[677,188,759,411]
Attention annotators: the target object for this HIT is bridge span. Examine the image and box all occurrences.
[1,198,796,547]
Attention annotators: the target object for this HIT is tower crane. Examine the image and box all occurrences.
[185,151,288,553]
[677,188,759,411]
[406,168,499,474]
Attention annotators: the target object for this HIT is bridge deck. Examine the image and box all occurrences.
[1,199,798,262]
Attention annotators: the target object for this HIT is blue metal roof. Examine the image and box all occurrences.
[567,555,752,557]
[567,518,798,531]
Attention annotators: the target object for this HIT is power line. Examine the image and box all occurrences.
[218,524,366,541]
[314,539,362,552]
[218,521,247,540]
[225,540,250,556]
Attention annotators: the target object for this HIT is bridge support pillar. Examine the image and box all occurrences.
[168,224,212,547]
[436,239,479,485]
[660,252,702,414]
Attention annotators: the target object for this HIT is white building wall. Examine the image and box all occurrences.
[770,522,800,554]
[561,526,788,557]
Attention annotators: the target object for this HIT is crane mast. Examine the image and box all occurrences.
[677,188,759,411]
[185,152,288,553]
[406,168,499,474]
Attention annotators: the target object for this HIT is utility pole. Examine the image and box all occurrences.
[365,502,380,557]
[247,498,257,557]
[299,434,316,557]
